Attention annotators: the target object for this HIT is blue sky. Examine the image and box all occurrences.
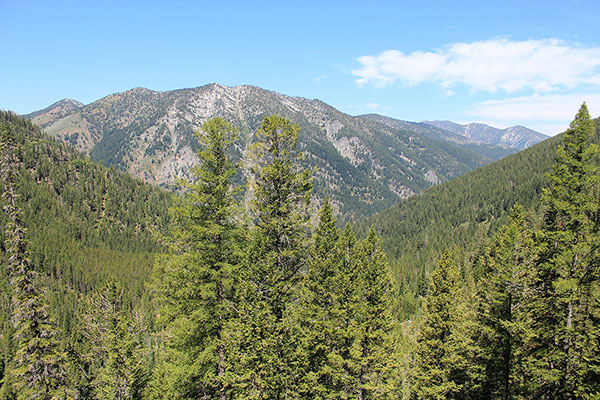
[2,0,600,135]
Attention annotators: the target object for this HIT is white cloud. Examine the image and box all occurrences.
[366,102,380,110]
[355,51,447,87]
[468,93,600,135]
[353,39,600,93]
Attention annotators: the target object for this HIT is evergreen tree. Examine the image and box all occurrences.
[299,224,395,399]
[525,103,600,398]
[351,228,395,399]
[81,282,145,400]
[150,117,241,399]
[296,198,342,398]
[411,251,480,400]
[476,205,535,399]
[330,223,361,398]
[231,115,312,399]
[0,123,69,399]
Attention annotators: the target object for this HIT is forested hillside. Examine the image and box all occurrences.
[1,111,397,398]
[0,111,171,299]
[407,104,600,398]
[2,106,599,399]
[0,111,172,398]
[360,116,599,311]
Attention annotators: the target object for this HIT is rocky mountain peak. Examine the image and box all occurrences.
[26,84,514,221]
[24,98,84,125]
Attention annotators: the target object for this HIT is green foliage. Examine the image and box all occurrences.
[524,103,600,398]
[150,118,242,399]
[0,111,169,398]
[81,282,147,400]
[296,198,343,397]
[230,115,313,399]
[475,205,535,399]
[408,106,600,399]
[1,119,69,399]
[350,228,396,399]
[0,111,170,334]
[6,99,600,400]
[411,251,481,399]
[359,117,600,320]
[297,207,395,399]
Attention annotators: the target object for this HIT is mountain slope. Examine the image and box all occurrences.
[0,111,171,333]
[423,120,548,150]
[28,84,503,221]
[359,117,599,294]
[25,98,84,126]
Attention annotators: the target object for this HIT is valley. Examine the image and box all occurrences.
[1,95,598,399]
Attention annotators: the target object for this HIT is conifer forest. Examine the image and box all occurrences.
[1,102,599,400]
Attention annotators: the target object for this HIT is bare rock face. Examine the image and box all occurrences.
[26,84,500,221]
[424,170,441,185]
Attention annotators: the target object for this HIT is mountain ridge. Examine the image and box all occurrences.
[422,119,548,150]
[358,116,599,301]
[26,83,514,221]
[359,113,516,161]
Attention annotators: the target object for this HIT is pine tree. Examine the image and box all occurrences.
[150,117,242,399]
[81,282,145,400]
[411,251,480,400]
[296,198,342,398]
[231,115,312,399]
[476,205,535,399]
[0,123,69,399]
[351,228,395,399]
[299,224,395,399]
[330,223,361,399]
[525,103,600,398]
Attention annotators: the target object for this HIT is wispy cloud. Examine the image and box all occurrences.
[366,102,380,110]
[468,93,600,135]
[353,39,600,93]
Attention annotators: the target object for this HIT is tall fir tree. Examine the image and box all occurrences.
[411,251,481,400]
[296,198,343,398]
[150,117,242,399]
[330,223,362,398]
[299,223,396,399]
[476,205,535,399]
[0,123,69,399]
[231,115,312,399]
[351,228,395,399]
[525,103,600,399]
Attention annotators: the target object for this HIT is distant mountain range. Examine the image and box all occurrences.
[25,84,532,220]
[360,114,517,161]
[422,120,548,150]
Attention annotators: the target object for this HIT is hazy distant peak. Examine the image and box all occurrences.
[422,120,547,150]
